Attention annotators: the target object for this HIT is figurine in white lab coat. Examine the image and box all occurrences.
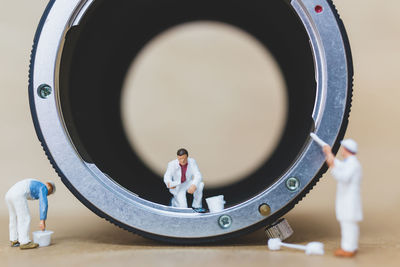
[323,139,362,257]
[164,148,204,209]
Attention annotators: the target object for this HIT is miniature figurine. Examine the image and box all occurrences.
[5,179,56,249]
[164,148,204,210]
[315,136,363,257]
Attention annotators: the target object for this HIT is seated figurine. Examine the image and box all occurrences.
[164,148,204,210]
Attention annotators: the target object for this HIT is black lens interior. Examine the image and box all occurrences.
[59,0,315,207]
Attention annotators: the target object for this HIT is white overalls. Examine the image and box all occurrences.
[331,156,363,252]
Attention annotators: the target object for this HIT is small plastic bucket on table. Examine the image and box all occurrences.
[33,230,54,247]
[206,195,226,213]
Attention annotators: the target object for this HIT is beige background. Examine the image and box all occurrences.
[0,0,399,266]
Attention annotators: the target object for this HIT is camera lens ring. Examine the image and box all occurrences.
[29,0,353,243]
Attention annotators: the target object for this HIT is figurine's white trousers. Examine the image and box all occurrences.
[5,180,31,245]
[340,221,359,252]
[171,182,204,208]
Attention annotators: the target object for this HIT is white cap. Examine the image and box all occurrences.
[47,180,56,194]
[341,139,358,154]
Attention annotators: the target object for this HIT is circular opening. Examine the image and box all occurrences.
[58,0,316,207]
[121,21,286,187]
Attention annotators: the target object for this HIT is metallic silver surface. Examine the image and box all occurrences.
[30,0,350,239]
[265,218,294,241]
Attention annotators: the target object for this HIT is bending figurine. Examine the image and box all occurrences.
[5,179,56,249]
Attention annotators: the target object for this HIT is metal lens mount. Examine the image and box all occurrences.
[29,0,353,243]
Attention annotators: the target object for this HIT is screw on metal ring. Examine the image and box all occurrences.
[37,84,52,99]
[286,177,300,191]
[218,215,232,229]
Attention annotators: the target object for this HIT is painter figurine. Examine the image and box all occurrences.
[321,138,363,257]
[5,179,56,249]
[164,148,204,211]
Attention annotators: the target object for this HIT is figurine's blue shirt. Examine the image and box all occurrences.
[29,180,48,220]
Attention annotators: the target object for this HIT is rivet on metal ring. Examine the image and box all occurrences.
[259,203,271,217]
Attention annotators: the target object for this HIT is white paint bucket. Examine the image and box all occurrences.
[206,195,225,213]
[33,230,54,247]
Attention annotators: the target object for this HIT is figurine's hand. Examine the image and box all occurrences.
[39,220,46,231]
[187,185,197,194]
[168,183,176,189]
[322,145,332,155]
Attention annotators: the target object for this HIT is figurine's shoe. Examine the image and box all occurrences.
[19,242,39,250]
[10,241,20,247]
[192,207,207,213]
[334,248,357,257]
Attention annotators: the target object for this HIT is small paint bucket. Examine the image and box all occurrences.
[206,195,226,213]
[33,230,54,247]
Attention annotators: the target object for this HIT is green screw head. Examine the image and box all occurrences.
[37,84,52,99]
[286,177,300,191]
[218,215,232,229]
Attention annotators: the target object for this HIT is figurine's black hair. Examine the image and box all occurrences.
[177,148,188,156]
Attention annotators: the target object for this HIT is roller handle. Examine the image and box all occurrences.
[310,133,328,147]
